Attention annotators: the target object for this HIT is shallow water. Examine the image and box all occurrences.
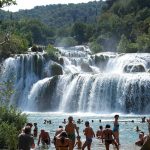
[26,112,150,150]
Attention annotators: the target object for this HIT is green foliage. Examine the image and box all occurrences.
[117,34,129,53]
[0,80,14,106]
[31,44,38,52]
[89,41,103,54]
[136,34,150,52]
[0,0,150,53]
[0,0,16,8]
[71,22,87,44]
[46,44,58,58]
[0,107,27,149]
[0,33,28,58]
[55,37,77,47]
[0,80,27,149]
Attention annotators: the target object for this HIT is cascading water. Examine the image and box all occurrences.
[1,46,150,113]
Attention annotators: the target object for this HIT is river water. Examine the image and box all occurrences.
[27,112,149,150]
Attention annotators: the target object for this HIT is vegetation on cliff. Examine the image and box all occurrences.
[0,0,150,58]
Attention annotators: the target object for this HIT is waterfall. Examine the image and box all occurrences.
[1,46,150,113]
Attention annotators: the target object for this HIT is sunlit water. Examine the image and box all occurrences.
[26,112,150,150]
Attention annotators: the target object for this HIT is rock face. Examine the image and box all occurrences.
[51,63,63,76]
[80,62,93,72]
[123,64,146,73]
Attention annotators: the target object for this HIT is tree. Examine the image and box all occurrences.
[117,34,129,53]
[0,0,16,8]
[71,22,87,44]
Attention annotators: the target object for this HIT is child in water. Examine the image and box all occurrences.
[75,136,82,149]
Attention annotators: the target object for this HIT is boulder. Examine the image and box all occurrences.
[81,62,93,72]
[51,63,63,76]
[123,64,146,73]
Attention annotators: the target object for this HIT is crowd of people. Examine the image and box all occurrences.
[18,115,150,150]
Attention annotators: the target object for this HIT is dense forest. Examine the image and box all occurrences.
[0,0,150,58]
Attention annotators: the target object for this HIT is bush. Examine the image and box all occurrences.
[89,41,103,54]
[0,122,18,149]
[0,33,28,59]
[0,80,27,149]
[45,44,59,61]
[0,106,27,149]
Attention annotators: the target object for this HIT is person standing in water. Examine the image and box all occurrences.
[96,126,103,139]
[56,131,71,150]
[82,121,95,150]
[113,114,120,145]
[33,123,38,137]
[102,124,119,150]
[65,116,79,150]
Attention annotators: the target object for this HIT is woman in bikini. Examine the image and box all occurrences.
[102,124,119,150]
[113,114,120,145]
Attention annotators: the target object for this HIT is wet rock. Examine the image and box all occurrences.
[51,63,63,76]
[81,62,93,72]
[123,64,146,73]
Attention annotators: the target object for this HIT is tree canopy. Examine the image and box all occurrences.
[0,0,16,8]
[0,0,150,55]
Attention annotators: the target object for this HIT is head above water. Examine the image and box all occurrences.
[114,114,119,119]
[105,124,111,129]
[68,116,73,122]
[34,123,37,126]
[60,131,68,138]
[41,129,45,133]
[85,121,90,126]
[24,126,31,134]
[59,125,63,128]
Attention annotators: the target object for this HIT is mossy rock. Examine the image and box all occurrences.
[51,63,63,76]
[95,55,109,65]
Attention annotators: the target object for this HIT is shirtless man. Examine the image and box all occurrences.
[102,124,119,150]
[82,121,95,150]
[65,116,79,150]
[38,129,50,147]
[135,132,145,146]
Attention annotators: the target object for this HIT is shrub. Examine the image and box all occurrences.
[89,41,103,54]
[45,44,59,61]
[0,106,27,149]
